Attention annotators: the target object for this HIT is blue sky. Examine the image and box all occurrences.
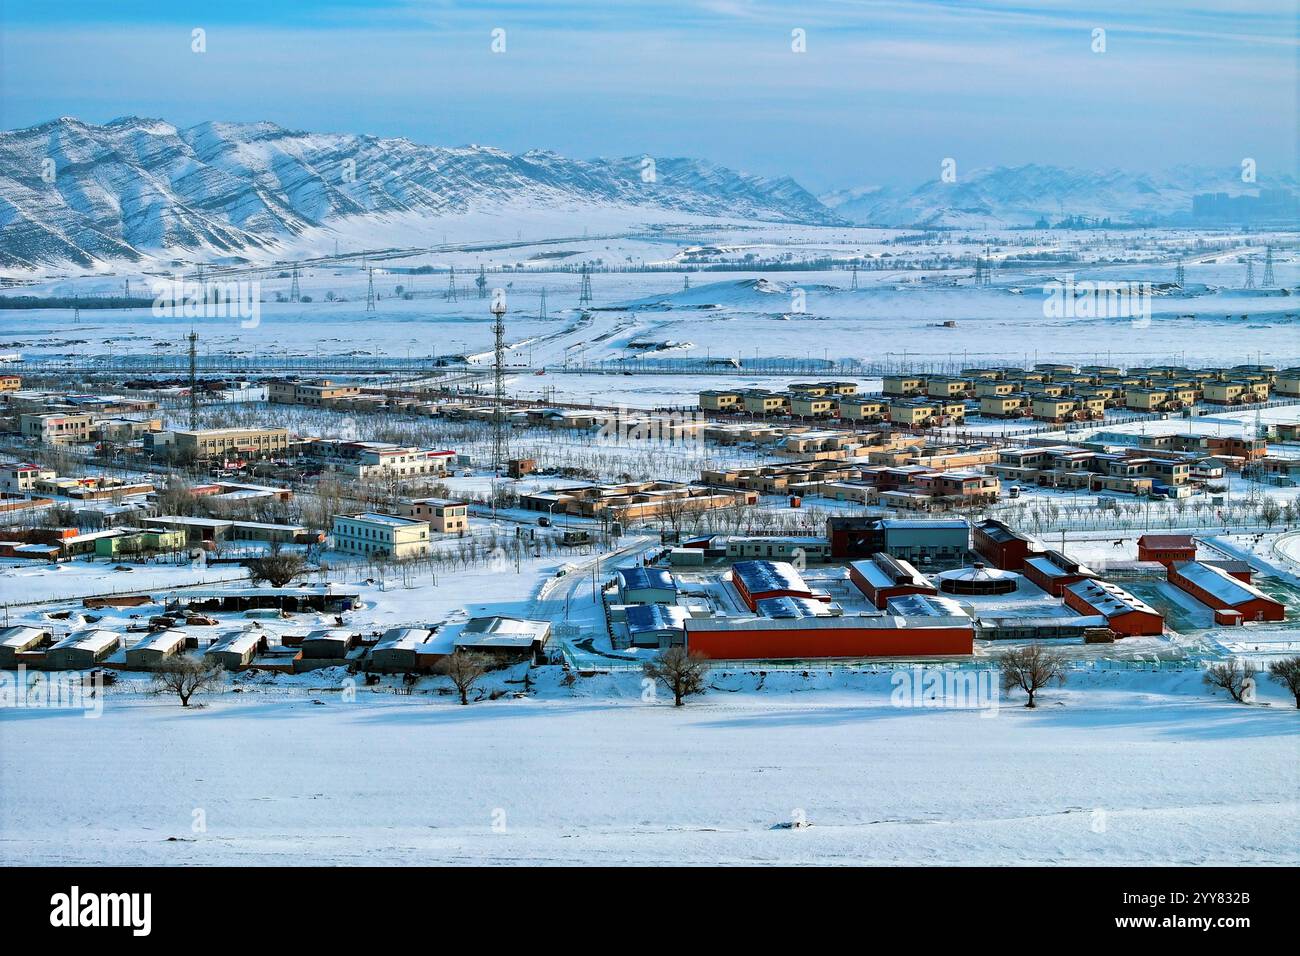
[1,0,1295,190]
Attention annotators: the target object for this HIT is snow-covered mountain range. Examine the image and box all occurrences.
[822,163,1300,228]
[0,117,841,268]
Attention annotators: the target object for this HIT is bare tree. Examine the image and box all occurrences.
[246,548,307,588]
[151,654,224,707]
[643,646,711,706]
[438,651,491,705]
[1266,656,1300,709]
[1203,659,1258,703]
[999,643,1068,708]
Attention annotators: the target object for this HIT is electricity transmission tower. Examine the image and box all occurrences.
[1174,257,1185,286]
[577,263,593,308]
[849,264,859,291]
[445,266,458,302]
[1244,255,1256,290]
[476,265,487,298]
[289,263,301,303]
[366,268,376,312]
[538,287,547,321]
[490,295,508,473]
[1262,246,1275,287]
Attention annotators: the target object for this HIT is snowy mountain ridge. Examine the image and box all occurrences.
[823,163,1300,228]
[0,116,842,269]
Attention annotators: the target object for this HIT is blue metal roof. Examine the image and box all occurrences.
[625,603,689,634]
[616,566,676,592]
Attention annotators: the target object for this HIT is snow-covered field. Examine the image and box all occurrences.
[1,669,1295,866]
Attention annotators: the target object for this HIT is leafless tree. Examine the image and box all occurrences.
[643,646,711,706]
[999,643,1068,708]
[151,654,224,707]
[246,548,307,587]
[1203,659,1258,703]
[1266,656,1300,708]
[438,651,492,705]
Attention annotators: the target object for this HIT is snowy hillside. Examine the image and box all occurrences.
[0,117,842,268]
[825,164,1300,228]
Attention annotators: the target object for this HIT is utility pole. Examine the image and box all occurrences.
[491,292,508,473]
[187,329,199,430]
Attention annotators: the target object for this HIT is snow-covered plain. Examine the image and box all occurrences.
[1,669,1295,866]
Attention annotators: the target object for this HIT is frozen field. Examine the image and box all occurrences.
[1,669,1296,866]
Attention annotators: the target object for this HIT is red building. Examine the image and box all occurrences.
[1137,534,1197,568]
[973,518,1035,570]
[849,553,937,609]
[1062,579,1164,636]
[729,560,825,612]
[1166,561,1284,622]
[1023,550,1095,597]
[686,601,973,660]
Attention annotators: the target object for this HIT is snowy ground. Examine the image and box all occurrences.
[1,668,1295,866]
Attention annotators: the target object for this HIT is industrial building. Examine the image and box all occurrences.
[730,560,826,611]
[1166,561,1285,623]
[685,596,974,660]
[848,553,937,609]
[1062,580,1164,636]
[616,567,678,605]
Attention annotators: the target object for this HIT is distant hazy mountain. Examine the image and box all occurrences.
[822,163,1300,228]
[0,117,842,268]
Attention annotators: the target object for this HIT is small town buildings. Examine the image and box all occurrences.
[267,379,362,406]
[150,426,290,460]
[331,513,431,559]
[724,536,833,563]
[367,627,437,672]
[204,631,266,670]
[45,629,121,669]
[452,616,551,658]
[301,628,359,660]
[0,625,50,666]
[19,412,95,444]
[0,463,55,494]
[1166,561,1284,622]
[94,528,187,558]
[124,630,188,669]
[401,498,469,534]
